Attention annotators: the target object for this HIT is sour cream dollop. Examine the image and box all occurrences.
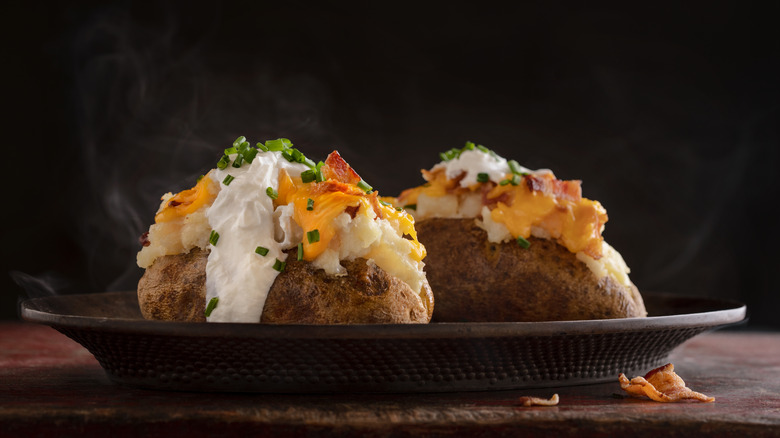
[205,151,308,322]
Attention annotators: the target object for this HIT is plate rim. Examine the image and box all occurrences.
[20,291,747,340]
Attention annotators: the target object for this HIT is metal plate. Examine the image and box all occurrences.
[20,291,746,393]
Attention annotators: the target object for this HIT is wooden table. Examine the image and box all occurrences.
[1,322,778,437]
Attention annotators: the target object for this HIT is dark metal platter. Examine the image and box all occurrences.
[20,291,746,393]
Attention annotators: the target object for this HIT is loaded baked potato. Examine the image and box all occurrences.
[137,137,433,324]
[393,142,646,322]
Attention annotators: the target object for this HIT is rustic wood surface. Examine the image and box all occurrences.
[1,321,778,437]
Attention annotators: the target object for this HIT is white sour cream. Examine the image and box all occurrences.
[205,151,308,322]
[431,149,550,188]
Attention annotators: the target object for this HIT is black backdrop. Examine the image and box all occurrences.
[4,1,778,328]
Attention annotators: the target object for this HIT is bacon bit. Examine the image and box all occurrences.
[310,180,366,197]
[517,394,559,407]
[367,191,384,220]
[618,363,715,403]
[446,171,467,193]
[321,151,362,185]
[344,205,360,219]
[525,174,582,202]
[482,182,511,208]
[138,231,150,247]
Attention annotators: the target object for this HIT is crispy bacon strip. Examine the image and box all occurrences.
[321,151,362,185]
[517,394,559,407]
[618,363,715,403]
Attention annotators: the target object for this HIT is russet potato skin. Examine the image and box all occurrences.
[416,218,646,322]
[137,248,433,324]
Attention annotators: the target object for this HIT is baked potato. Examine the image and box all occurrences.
[393,142,646,322]
[138,247,434,323]
[417,218,644,322]
[136,137,432,324]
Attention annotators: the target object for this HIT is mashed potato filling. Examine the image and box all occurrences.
[395,143,632,286]
[137,140,427,323]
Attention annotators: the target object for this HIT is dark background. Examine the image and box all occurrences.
[4,1,778,328]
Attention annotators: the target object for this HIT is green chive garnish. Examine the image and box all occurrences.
[255,246,269,256]
[205,297,219,317]
[357,180,373,193]
[476,144,490,153]
[222,175,235,185]
[379,200,391,206]
[281,150,294,162]
[476,173,489,183]
[307,229,320,243]
[297,242,304,261]
[272,259,286,272]
[516,235,531,249]
[217,154,230,169]
[209,230,220,246]
[463,141,475,150]
[243,147,258,163]
[232,136,246,148]
[265,139,287,151]
[301,169,317,183]
[224,146,237,156]
[266,187,278,200]
[256,142,269,152]
[403,204,417,210]
[306,198,314,210]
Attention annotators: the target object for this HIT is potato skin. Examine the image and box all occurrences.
[137,248,433,324]
[416,218,646,322]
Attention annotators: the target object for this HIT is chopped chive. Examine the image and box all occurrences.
[307,229,320,244]
[289,148,305,163]
[265,139,287,151]
[300,169,317,183]
[217,154,231,170]
[266,187,278,200]
[396,206,403,211]
[297,242,304,261]
[509,174,521,185]
[357,180,373,193]
[379,200,391,206]
[303,157,317,168]
[224,146,237,155]
[306,198,314,210]
[242,146,258,163]
[222,174,235,185]
[231,155,244,168]
[499,178,511,186]
[463,141,475,150]
[205,297,219,317]
[508,160,523,175]
[516,235,531,249]
[476,172,489,183]
[403,204,417,210]
[196,174,204,182]
[272,258,286,272]
[476,144,490,153]
[280,138,293,148]
[281,150,294,162]
[255,246,269,256]
[209,230,220,246]
[256,142,269,152]
[232,136,246,148]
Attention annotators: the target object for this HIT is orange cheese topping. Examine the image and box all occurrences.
[397,168,607,259]
[154,175,217,223]
[277,169,425,262]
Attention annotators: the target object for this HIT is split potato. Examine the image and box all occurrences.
[417,218,646,322]
[137,247,434,324]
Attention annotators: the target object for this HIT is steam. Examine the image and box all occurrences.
[16,4,342,298]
